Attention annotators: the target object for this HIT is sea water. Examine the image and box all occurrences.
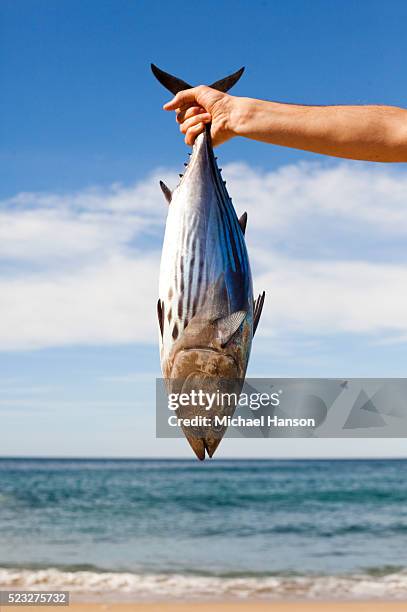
[0,458,406,600]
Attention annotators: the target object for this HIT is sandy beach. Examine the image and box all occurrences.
[2,602,406,612]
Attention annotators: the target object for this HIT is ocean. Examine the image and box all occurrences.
[0,458,406,601]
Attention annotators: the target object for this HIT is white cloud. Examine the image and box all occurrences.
[0,208,132,262]
[0,170,177,265]
[225,161,407,233]
[253,250,407,335]
[2,161,407,350]
[0,254,159,350]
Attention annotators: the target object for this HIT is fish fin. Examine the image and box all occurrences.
[253,291,265,337]
[151,64,192,95]
[151,64,244,95]
[159,180,172,204]
[209,67,245,93]
[185,434,206,461]
[238,212,247,235]
[216,311,247,346]
[157,299,164,338]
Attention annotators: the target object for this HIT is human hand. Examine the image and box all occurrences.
[163,86,237,147]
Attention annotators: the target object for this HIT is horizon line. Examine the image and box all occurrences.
[0,455,406,461]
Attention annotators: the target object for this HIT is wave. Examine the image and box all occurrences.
[1,567,407,600]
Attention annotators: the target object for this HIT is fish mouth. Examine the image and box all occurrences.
[181,347,230,357]
[170,347,239,378]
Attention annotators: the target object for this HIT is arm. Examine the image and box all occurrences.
[163,87,407,162]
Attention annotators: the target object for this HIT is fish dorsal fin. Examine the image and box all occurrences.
[157,299,164,338]
[159,180,172,204]
[253,292,265,337]
[238,212,247,235]
[216,311,246,346]
[151,64,245,95]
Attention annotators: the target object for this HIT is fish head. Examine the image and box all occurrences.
[162,310,252,460]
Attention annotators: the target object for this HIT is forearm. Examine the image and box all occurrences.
[230,98,407,162]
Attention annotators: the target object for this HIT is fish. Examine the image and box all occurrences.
[152,64,265,460]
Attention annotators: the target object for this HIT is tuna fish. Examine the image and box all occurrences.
[152,64,265,460]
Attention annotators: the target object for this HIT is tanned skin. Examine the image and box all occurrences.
[163,87,407,162]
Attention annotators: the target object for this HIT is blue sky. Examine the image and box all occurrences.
[2,0,407,457]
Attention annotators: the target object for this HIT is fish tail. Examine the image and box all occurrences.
[151,64,244,95]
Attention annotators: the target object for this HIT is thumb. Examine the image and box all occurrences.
[163,87,201,111]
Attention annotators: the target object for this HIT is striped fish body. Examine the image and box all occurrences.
[159,128,253,378]
[157,129,255,459]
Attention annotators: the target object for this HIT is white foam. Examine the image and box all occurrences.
[1,568,407,601]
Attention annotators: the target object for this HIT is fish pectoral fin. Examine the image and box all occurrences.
[216,311,247,346]
[238,212,247,235]
[159,181,172,204]
[157,299,164,338]
[253,292,266,337]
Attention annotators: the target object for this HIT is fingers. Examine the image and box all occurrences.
[179,112,211,135]
[161,85,213,146]
[176,105,207,124]
[163,87,204,111]
[185,122,205,146]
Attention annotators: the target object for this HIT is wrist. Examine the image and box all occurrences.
[227,97,252,137]
[231,97,290,142]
